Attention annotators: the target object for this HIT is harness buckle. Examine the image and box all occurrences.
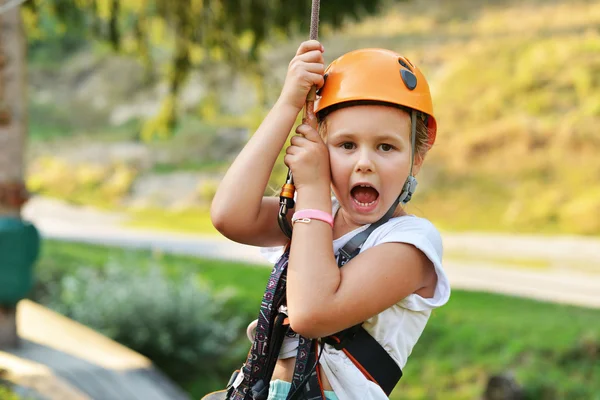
[226,369,244,389]
[338,247,352,261]
[324,324,361,350]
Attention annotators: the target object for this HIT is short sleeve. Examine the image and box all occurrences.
[360,216,451,312]
[260,245,285,264]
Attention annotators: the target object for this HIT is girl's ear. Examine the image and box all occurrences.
[412,153,425,176]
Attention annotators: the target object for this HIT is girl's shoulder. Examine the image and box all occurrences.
[362,215,450,311]
[364,214,443,256]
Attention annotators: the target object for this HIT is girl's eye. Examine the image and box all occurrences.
[379,143,394,152]
[341,142,355,150]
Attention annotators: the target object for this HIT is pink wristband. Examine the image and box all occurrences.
[292,209,334,229]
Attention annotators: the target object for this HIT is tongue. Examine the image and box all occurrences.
[352,187,378,204]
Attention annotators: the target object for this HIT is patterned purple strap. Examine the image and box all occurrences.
[285,248,362,400]
[231,248,290,400]
[287,338,323,400]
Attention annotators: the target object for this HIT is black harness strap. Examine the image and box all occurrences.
[337,197,399,262]
[324,327,402,396]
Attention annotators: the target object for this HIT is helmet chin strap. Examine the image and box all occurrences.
[376,110,419,225]
[398,110,418,205]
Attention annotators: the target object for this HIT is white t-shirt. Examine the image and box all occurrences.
[260,199,451,400]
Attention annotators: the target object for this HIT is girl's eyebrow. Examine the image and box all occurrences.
[329,130,405,143]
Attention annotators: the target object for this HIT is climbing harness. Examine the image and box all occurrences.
[202,209,402,400]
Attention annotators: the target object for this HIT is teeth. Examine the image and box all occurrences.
[353,198,377,207]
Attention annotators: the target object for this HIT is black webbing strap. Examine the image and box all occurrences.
[324,328,402,396]
[337,196,400,261]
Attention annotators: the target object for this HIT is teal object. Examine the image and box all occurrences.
[0,218,41,305]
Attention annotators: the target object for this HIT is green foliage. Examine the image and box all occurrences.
[34,240,271,316]
[140,94,177,141]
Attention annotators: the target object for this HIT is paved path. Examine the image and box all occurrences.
[22,197,600,309]
[1,300,190,400]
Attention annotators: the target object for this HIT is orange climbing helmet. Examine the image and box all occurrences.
[314,48,437,146]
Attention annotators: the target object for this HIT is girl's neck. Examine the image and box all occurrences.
[332,209,359,240]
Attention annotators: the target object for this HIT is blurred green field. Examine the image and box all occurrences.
[35,240,600,399]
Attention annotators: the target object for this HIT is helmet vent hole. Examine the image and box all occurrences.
[398,58,413,71]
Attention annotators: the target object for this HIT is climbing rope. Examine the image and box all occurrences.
[278,0,321,238]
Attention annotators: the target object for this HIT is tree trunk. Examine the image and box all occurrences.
[0,4,28,349]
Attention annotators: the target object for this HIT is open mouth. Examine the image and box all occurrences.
[350,184,380,207]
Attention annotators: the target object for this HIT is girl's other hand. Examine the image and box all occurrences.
[279,40,325,112]
[284,123,330,193]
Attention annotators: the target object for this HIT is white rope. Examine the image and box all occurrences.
[0,0,30,15]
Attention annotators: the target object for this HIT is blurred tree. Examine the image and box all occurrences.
[0,2,40,348]
[22,0,397,138]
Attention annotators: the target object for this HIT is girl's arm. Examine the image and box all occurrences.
[211,41,325,247]
[211,100,298,247]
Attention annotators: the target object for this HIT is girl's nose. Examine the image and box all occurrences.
[355,149,375,173]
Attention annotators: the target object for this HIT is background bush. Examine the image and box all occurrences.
[41,260,243,384]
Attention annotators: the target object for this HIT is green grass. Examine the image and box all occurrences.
[35,239,600,399]
[396,292,600,399]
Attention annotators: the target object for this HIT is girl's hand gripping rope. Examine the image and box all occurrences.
[278,40,326,237]
[284,123,331,197]
[279,40,325,114]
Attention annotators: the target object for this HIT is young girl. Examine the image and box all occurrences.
[211,40,450,400]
